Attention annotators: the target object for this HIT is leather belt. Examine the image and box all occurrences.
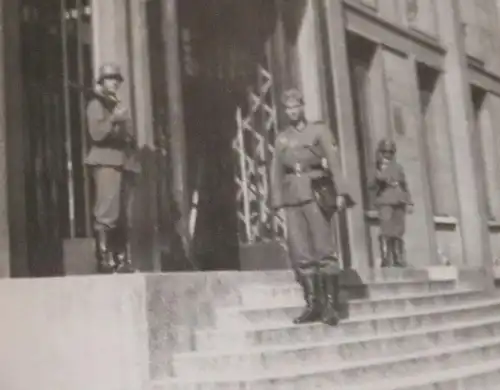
[284,163,324,175]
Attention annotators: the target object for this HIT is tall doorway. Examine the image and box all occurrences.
[176,0,299,270]
[20,0,93,276]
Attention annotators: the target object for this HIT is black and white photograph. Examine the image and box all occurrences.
[1,0,500,389]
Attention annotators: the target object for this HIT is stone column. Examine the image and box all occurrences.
[320,0,370,273]
[296,0,323,123]
[91,0,132,109]
[0,0,28,277]
[161,0,190,259]
[128,0,161,271]
[436,0,492,284]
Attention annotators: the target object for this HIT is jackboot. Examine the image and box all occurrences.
[293,273,322,324]
[114,250,136,273]
[296,272,307,303]
[112,228,137,274]
[392,237,407,268]
[95,229,116,274]
[379,235,392,268]
[319,273,340,326]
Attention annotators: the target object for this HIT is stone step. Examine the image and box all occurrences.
[360,268,429,282]
[154,358,500,390]
[342,358,500,390]
[196,297,500,351]
[216,288,484,328]
[173,314,500,377]
[163,337,500,389]
[239,279,458,307]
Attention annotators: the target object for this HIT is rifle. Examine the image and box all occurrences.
[67,81,119,111]
[68,81,136,147]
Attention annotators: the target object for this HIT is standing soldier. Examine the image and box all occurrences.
[369,139,413,267]
[85,63,140,274]
[271,89,354,326]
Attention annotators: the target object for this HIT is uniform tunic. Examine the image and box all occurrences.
[370,160,412,238]
[271,122,350,275]
[85,93,139,231]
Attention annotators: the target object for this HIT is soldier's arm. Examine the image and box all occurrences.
[124,115,137,143]
[367,164,380,189]
[317,124,350,195]
[400,166,414,205]
[115,112,136,146]
[86,99,116,142]
[270,139,284,209]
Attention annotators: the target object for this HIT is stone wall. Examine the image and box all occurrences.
[0,271,295,390]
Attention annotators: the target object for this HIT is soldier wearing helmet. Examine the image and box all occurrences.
[85,63,140,274]
[271,88,355,327]
[370,138,413,267]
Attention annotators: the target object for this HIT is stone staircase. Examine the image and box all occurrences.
[152,270,500,390]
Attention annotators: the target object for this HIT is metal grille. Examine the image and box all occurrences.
[21,0,93,275]
[232,65,287,244]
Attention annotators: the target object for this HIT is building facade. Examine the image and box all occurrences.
[0,0,500,278]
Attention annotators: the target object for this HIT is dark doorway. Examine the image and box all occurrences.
[177,0,291,270]
[20,0,93,276]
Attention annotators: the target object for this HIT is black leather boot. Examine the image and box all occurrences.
[379,235,392,267]
[392,237,406,268]
[95,229,116,274]
[320,273,340,326]
[293,273,322,324]
[115,251,136,273]
[113,227,136,274]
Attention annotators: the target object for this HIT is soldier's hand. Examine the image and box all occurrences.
[406,204,414,214]
[271,205,282,212]
[336,195,346,210]
[112,106,128,121]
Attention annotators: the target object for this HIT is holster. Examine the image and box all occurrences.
[311,176,355,220]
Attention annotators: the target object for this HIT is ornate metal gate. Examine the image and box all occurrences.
[21,0,93,276]
[232,66,287,244]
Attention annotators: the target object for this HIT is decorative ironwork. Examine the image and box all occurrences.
[232,65,286,244]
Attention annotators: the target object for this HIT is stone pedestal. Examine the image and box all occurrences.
[426,265,458,281]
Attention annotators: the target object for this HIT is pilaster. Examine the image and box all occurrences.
[296,0,323,123]
[161,0,190,259]
[407,55,439,266]
[91,0,132,110]
[436,0,493,286]
[320,0,370,273]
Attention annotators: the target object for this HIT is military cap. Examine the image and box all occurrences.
[377,138,397,153]
[97,63,124,84]
[281,88,304,106]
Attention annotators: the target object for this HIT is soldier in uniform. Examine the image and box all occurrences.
[271,89,354,326]
[369,139,413,267]
[85,63,140,274]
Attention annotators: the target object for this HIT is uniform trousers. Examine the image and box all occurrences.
[285,200,340,277]
[378,204,406,238]
[93,166,134,232]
